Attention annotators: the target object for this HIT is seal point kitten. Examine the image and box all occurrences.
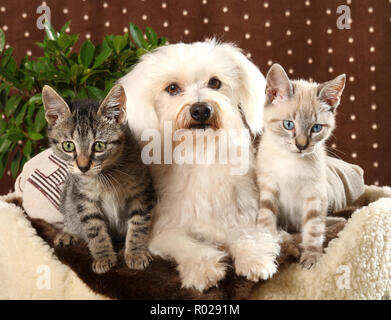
[256,64,346,269]
[42,84,156,273]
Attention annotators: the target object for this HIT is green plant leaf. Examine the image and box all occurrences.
[0,137,11,152]
[34,107,46,132]
[23,140,32,158]
[130,23,148,49]
[92,47,112,69]
[7,127,25,142]
[0,118,6,134]
[15,102,28,126]
[79,40,95,68]
[0,150,10,177]
[5,95,22,117]
[28,131,44,141]
[146,27,158,46]
[0,47,13,67]
[44,20,58,40]
[0,28,5,53]
[87,86,104,100]
[10,153,21,178]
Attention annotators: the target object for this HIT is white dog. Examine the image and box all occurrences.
[118,40,280,292]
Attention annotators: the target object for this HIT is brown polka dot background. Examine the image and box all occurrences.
[0,0,390,194]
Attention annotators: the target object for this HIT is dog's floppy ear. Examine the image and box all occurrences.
[228,47,266,135]
[117,62,159,139]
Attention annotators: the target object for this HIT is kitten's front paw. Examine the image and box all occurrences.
[235,254,278,281]
[178,251,227,292]
[300,250,322,269]
[125,248,153,270]
[54,232,78,247]
[92,254,117,274]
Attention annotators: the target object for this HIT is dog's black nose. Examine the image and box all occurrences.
[190,103,212,123]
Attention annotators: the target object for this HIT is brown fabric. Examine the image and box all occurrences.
[1,0,389,191]
[25,211,350,300]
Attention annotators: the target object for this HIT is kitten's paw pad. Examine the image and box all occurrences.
[125,249,153,270]
[235,255,278,281]
[54,233,77,247]
[178,253,227,292]
[92,254,117,274]
[299,251,322,269]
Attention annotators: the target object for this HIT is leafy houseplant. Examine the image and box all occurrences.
[0,21,166,178]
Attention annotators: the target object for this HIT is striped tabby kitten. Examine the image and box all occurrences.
[256,64,346,269]
[42,85,156,274]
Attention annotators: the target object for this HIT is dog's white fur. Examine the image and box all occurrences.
[119,40,280,292]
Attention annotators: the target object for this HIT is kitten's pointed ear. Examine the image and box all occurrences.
[42,85,71,126]
[266,64,293,103]
[98,85,127,123]
[318,74,346,111]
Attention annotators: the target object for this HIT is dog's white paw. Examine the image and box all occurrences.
[234,254,278,281]
[230,230,280,281]
[177,251,227,292]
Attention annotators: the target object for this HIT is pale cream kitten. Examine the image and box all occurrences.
[256,64,346,269]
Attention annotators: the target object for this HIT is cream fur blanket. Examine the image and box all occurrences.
[1,194,390,299]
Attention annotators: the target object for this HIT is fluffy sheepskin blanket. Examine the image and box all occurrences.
[1,195,390,299]
[252,197,391,300]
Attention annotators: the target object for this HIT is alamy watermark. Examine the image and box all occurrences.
[336,5,351,30]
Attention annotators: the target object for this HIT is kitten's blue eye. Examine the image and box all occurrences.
[311,124,323,133]
[283,120,295,130]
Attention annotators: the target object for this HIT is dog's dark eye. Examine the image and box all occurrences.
[165,83,182,96]
[208,78,222,90]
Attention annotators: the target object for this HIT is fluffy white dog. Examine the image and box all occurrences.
[118,40,280,292]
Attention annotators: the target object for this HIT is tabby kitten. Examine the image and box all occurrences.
[42,84,156,274]
[256,64,346,269]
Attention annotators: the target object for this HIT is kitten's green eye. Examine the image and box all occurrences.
[311,124,323,133]
[283,120,295,130]
[93,141,106,152]
[62,141,75,152]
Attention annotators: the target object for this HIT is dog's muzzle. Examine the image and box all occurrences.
[190,102,212,124]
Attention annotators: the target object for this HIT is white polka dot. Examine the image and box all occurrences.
[86,33,91,39]
[327,28,333,34]
[22,12,27,18]
[103,2,108,8]
[370,65,376,72]
[371,85,376,91]
[288,68,294,74]
[372,143,378,149]
[83,14,89,20]
[266,40,272,46]
[306,19,311,25]
[331,143,337,149]
[162,2,167,8]
[202,0,207,4]
[105,21,110,27]
[66,27,70,33]
[123,27,128,32]
[369,26,374,33]
[350,95,355,101]
[0,6,6,12]
[305,0,310,6]
[2,25,8,31]
[182,10,188,16]
[24,31,30,38]
[264,2,269,8]
[328,48,333,54]
[184,29,189,35]
[224,26,229,32]
[352,153,357,159]
[349,56,354,63]
[368,7,373,13]
[285,10,290,16]
[371,104,377,110]
[349,76,355,82]
[122,8,127,14]
[163,21,168,27]
[348,37,354,43]
[328,67,334,73]
[142,14,147,20]
[203,18,208,24]
[63,8,68,14]
[27,50,32,56]
[307,38,312,45]
[245,33,251,39]
[351,133,357,140]
[372,123,378,130]
[246,52,252,58]
[222,6,228,13]
[287,49,293,55]
[267,60,273,66]
[265,21,271,27]
[373,162,379,168]
[326,9,331,15]
[370,46,375,52]
[243,14,249,20]
[286,30,292,36]
[308,58,313,64]
[374,181,379,186]
[350,114,356,120]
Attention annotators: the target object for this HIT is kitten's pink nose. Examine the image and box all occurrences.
[295,136,309,151]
